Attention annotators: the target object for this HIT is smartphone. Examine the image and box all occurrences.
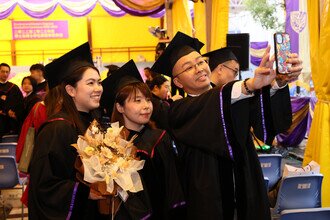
[274,33,291,74]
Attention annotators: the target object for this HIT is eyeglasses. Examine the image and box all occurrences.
[222,64,239,77]
[174,59,208,78]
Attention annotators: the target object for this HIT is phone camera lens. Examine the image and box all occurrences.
[276,34,283,44]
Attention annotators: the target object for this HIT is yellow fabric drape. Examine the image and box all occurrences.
[210,0,228,50]
[304,0,330,206]
[172,0,193,36]
[193,1,206,54]
[116,0,164,11]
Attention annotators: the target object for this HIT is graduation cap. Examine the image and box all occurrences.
[104,64,120,77]
[45,42,94,89]
[151,31,204,77]
[202,47,239,71]
[104,64,120,70]
[100,59,143,115]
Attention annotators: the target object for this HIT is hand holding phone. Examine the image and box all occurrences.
[274,33,291,74]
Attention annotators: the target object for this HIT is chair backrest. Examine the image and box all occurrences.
[1,134,18,143]
[0,156,20,188]
[280,208,330,220]
[274,174,323,214]
[0,143,17,158]
[264,177,269,191]
[258,154,282,190]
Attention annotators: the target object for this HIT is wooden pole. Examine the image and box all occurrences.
[11,40,16,66]
[87,16,93,54]
[205,0,212,52]
[165,0,173,39]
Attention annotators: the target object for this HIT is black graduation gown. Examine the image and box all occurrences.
[28,111,104,220]
[150,94,170,130]
[127,127,185,220]
[168,81,292,220]
[35,81,48,100]
[22,92,42,121]
[0,81,24,135]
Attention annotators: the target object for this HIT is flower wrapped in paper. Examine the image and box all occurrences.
[72,120,145,214]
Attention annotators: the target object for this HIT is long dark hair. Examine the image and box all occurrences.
[46,63,99,133]
[22,76,38,94]
[44,86,62,117]
[111,82,152,127]
[149,75,168,90]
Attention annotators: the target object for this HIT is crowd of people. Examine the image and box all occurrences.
[0,31,302,220]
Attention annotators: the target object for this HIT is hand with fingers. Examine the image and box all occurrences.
[244,46,276,94]
[276,53,303,87]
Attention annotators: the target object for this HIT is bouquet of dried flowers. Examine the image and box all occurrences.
[72,120,145,215]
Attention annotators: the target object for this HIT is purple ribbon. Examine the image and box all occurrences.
[219,86,234,161]
[172,201,186,208]
[66,182,79,220]
[112,0,164,17]
[141,212,152,220]
[259,92,267,143]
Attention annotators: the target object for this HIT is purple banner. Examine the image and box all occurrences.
[112,0,164,16]
[250,41,268,66]
[12,20,68,40]
[286,0,301,54]
[276,96,315,147]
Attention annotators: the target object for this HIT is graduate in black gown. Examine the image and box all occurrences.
[21,76,42,121]
[203,47,240,88]
[203,46,295,145]
[148,75,171,130]
[151,32,303,220]
[103,60,185,219]
[28,43,105,220]
[0,63,24,136]
[30,63,48,100]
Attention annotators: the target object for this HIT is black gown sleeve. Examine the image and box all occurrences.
[132,129,185,219]
[6,84,24,119]
[169,86,232,157]
[28,119,96,220]
[150,96,170,130]
[153,132,185,215]
[250,85,292,145]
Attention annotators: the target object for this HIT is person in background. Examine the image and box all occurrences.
[150,75,171,101]
[30,63,48,100]
[21,76,42,121]
[28,43,105,219]
[16,100,47,207]
[106,60,185,219]
[203,47,240,87]
[104,64,120,77]
[155,42,166,61]
[144,67,159,89]
[144,67,152,81]
[149,74,182,130]
[0,63,24,136]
